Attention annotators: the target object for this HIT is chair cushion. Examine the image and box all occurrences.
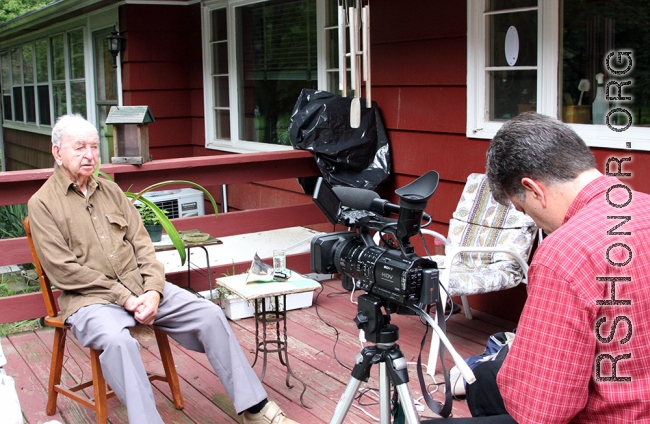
[447,268,520,296]
[444,173,537,296]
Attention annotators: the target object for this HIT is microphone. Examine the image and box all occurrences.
[332,186,431,221]
[87,203,94,212]
[332,186,380,211]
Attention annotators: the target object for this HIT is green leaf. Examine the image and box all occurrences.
[125,193,187,265]
[96,169,219,267]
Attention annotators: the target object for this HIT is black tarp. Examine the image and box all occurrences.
[288,89,390,192]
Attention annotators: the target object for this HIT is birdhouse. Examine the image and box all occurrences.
[107,106,155,164]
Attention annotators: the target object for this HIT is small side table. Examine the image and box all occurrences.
[215,272,320,408]
[153,230,222,294]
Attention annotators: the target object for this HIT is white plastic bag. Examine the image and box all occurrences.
[1,338,24,424]
[0,369,24,424]
[0,337,7,367]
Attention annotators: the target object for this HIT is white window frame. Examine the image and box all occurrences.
[202,0,328,153]
[467,0,650,151]
[0,5,119,136]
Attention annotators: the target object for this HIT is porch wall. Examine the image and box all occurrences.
[3,129,52,170]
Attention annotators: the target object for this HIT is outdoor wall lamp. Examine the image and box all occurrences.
[106,30,126,68]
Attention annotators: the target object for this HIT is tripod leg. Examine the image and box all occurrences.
[394,383,421,424]
[385,344,421,424]
[379,362,391,424]
[331,346,378,424]
[329,377,364,424]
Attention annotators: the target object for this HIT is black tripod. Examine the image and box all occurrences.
[330,294,421,424]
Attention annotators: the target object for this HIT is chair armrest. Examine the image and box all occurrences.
[420,229,449,245]
[444,246,529,281]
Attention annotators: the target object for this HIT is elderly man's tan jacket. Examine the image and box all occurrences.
[27,166,165,321]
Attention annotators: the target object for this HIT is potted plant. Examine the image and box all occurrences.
[96,166,219,265]
[126,180,219,265]
[136,203,169,242]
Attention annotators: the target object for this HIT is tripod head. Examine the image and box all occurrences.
[354,294,400,344]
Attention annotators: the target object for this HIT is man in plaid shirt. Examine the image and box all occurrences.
[443,112,650,423]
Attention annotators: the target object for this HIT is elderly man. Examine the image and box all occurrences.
[437,112,650,423]
[28,114,298,424]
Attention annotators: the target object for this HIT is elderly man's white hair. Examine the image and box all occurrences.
[51,114,98,146]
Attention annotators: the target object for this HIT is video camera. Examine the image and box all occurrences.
[310,171,440,313]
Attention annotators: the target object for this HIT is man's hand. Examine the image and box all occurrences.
[123,291,161,325]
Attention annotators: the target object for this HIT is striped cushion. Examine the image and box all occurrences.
[444,173,537,296]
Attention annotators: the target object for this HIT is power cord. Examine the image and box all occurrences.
[313,279,353,371]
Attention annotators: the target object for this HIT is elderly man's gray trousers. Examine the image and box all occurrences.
[67,282,267,424]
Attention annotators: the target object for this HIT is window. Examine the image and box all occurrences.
[204,0,337,152]
[467,0,650,151]
[1,28,87,129]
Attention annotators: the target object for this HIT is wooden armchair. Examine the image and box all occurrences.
[24,216,184,423]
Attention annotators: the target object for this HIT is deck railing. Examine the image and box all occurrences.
[0,151,326,323]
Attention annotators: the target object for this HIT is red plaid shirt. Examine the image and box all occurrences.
[497,176,650,423]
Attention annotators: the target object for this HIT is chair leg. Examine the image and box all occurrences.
[90,349,108,424]
[46,327,66,415]
[153,327,184,410]
[461,295,473,320]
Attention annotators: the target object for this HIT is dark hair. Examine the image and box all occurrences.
[486,112,597,204]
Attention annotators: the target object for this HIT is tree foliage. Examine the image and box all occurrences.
[0,0,52,24]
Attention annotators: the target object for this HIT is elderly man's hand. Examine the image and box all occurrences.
[124,291,161,325]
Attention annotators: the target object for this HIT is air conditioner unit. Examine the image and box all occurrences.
[140,188,205,219]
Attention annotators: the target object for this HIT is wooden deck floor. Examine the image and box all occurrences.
[2,279,517,423]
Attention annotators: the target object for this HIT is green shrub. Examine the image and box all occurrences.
[0,204,28,239]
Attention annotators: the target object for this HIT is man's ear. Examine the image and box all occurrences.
[521,177,547,207]
[52,144,62,166]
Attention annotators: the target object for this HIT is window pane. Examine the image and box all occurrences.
[560,0,650,127]
[211,8,227,42]
[51,34,65,80]
[327,71,339,94]
[37,84,51,125]
[212,42,228,75]
[488,69,537,121]
[236,0,318,145]
[24,86,36,123]
[213,76,229,107]
[35,39,48,83]
[52,81,66,120]
[22,44,34,84]
[11,48,22,85]
[489,0,537,11]
[3,95,12,120]
[215,109,231,140]
[69,29,85,80]
[71,81,86,117]
[94,32,117,102]
[326,28,338,70]
[325,0,338,27]
[12,87,23,121]
[488,10,537,67]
